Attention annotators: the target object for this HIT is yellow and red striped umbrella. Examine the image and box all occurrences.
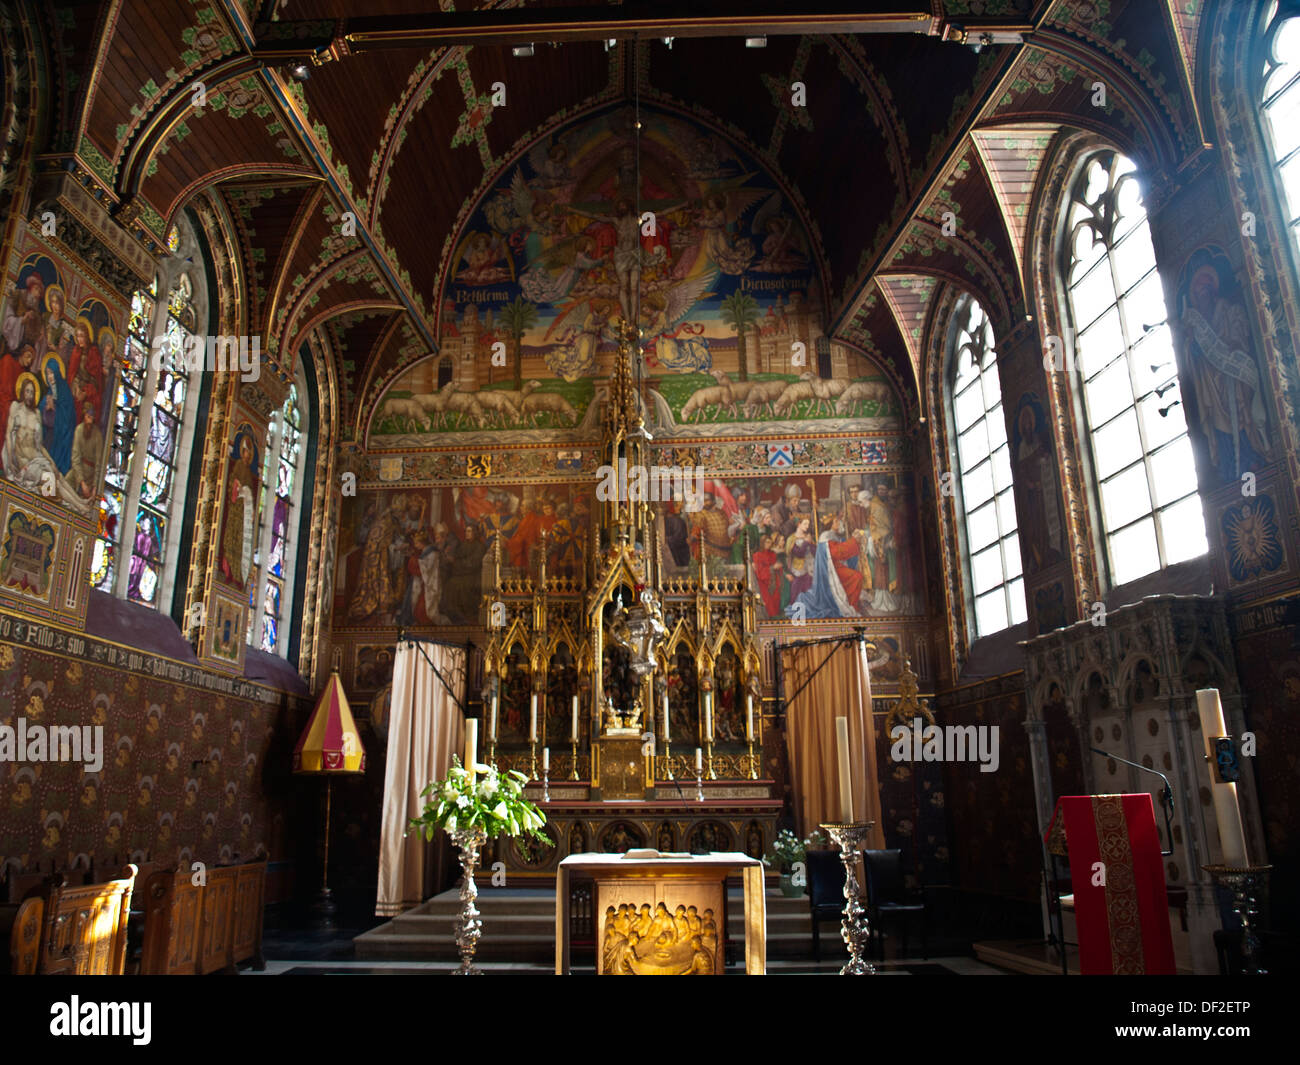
[293,670,365,774]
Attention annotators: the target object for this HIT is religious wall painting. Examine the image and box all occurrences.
[1219,492,1287,587]
[205,590,247,673]
[1175,246,1273,485]
[499,641,532,745]
[334,482,591,628]
[1009,392,1066,573]
[659,470,924,622]
[1033,580,1069,635]
[711,643,748,747]
[0,502,58,604]
[353,644,394,692]
[216,422,260,594]
[666,644,700,747]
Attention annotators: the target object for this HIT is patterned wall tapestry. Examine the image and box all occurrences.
[0,628,305,874]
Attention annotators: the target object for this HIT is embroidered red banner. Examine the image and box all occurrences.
[1045,794,1175,975]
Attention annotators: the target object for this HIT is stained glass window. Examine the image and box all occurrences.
[1062,151,1207,586]
[91,286,154,591]
[248,381,306,654]
[1261,12,1300,258]
[125,274,195,605]
[949,295,1026,636]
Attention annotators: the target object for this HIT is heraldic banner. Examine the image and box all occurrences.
[1045,794,1176,975]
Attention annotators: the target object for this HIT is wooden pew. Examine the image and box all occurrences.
[139,859,266,974]
[33,865,137,975]
[5,897,43,975]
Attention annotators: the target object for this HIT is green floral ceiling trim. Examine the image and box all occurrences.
[77,134,115,186]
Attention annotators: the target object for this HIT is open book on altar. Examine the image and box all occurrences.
[622,849,693,860]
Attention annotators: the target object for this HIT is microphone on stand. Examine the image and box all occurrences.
[1090,747,1175,856]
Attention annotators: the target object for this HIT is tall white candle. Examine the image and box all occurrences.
[571,694,579,743]
[1196,689,1248,866]
[835,716,853,823]
[662,690,670,741]
[530,693,538,741]
[695,747,702,772]
[490,693,499,742]
[746,693,754,742]
[464,718,478,779]
[542,746,550,772]
[704,691,713,742]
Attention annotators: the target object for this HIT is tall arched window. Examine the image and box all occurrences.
[246,372,310,655]
[1062,151,1207,586]
[949,295,1026,636]
[1260,10,1300,257]
[91,221,205,608]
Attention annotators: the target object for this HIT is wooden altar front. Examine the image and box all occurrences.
[556,852,766,974]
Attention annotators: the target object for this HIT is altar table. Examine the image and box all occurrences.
[555,852,766,974]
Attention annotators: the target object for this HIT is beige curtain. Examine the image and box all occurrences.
[376,640,466,916]
[782,638,884,847]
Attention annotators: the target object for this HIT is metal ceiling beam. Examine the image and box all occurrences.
[252,3,1030,57]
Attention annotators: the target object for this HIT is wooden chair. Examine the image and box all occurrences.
[5,896,44,974]
[35,865,138,975]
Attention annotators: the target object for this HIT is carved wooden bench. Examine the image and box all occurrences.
[139,859,267,974]
[6,865,138,975]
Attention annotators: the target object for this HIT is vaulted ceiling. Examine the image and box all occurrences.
[32,0,1212,434]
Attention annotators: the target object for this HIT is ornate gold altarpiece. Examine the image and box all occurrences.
[481,327,779,880]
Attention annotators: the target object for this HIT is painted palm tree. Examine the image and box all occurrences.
[499,296,539,390]
[719,291,760,381]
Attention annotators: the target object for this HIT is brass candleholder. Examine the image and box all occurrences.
[705,739,717,780]
[821,821,876,975]
[746,739,758,779]
[448,826,487,975]
[661,739,674,781]
[569,737,579,780]
[1203,864,1272,976]
[528,739,538,781]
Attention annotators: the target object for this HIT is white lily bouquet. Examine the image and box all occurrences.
[409,757,551,844]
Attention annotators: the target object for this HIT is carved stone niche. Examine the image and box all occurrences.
[1020,594,1266,975]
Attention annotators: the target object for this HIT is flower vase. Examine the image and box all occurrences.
[448,826,488,975]
[780,871,805,898]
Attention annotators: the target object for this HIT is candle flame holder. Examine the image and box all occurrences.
[1203,864,1271,976]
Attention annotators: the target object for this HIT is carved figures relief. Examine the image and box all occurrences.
[1175,247,1272,485]
[1,244,118,517]
[600,901,720,975]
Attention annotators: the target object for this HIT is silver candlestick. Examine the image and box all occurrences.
[821,821,876,975]
[1203,864,1272,975]
[448,826,487,975]
[696,767,704,803]
[542,766,550,803]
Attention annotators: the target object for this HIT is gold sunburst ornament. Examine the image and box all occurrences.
[1222,497,1283,582]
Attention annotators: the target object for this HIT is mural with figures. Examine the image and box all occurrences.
[368,106,897,446]
[333,482,593,629]
[657,471,924,622]
[1,240,118,517]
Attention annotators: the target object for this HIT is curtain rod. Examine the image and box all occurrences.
[394,629,471,714]
[777,629,867,713]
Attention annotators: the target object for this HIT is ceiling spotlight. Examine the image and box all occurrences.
[1158,400,1182,418]
[745,36,767,48]
[604,38,617,51]
[512,43,535,57]
[662,37,674,49]
[288,62,311,81]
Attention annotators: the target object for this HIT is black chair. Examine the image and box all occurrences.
[806,849,845,961]
[864,849,926,961]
